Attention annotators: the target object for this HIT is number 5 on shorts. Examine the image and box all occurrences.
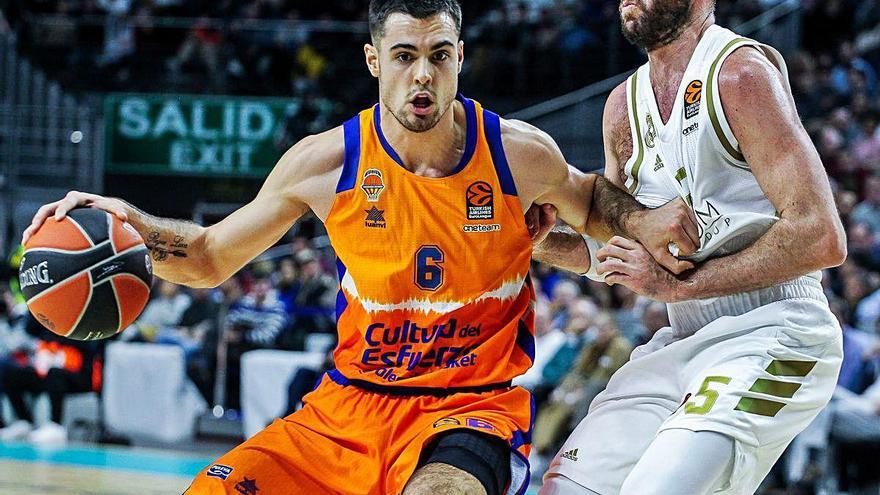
[684,376,732,415]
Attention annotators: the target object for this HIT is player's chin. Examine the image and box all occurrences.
[404,114,440,133]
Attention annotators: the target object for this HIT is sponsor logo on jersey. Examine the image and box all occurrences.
[361,169,385,202]
[466,181,494,220]
[19,261,52,288]
[684,80,702,119]
[645,114,657,148]
[682,121,699,136]
[360,318,483,373]
[364,206,386,228]
[466,418,496,431]
[206,464,234,480]
[653,155,665,172]
[462,224,501,233]
[433,417,461,428]
[561,448,579,461]
[234,477,260,495]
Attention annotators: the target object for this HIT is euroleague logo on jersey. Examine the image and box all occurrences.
[684,80,702,119]
[466,181,494,220]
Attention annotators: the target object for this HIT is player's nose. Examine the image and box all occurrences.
[413,59,432,86]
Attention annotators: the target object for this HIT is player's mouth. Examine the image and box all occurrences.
[620,0,639,14]
[409,93,435,116]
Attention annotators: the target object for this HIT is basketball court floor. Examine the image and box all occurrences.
[0,442,542,494]
[0,442,210,494]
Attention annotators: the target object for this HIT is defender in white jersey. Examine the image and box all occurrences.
[533,0,847,494]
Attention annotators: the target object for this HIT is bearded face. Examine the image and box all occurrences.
[620,0,693,51]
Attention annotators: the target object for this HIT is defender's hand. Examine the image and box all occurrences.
[22,191,130,245]
[626,197,698,274]
[596,236,685,302]
[527,203,558,246]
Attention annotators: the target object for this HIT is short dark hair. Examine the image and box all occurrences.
[368,0,462,43]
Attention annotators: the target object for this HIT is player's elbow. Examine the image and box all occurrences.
[805,214,847,269]
[818,221,847,268]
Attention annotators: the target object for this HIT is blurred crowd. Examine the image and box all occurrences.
[0,0,773,113]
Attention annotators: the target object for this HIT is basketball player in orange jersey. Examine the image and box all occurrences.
[23,1,697,493]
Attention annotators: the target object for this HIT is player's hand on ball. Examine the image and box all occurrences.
[596,236,684,303]
[628,197,698,274]
[22,191,130,245]
[526,203,558,245]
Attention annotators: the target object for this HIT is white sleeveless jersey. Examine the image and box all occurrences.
[623,25,810,270]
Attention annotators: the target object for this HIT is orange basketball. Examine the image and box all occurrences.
[19,208,153,340]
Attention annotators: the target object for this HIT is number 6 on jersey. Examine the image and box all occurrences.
[415,245,444,291]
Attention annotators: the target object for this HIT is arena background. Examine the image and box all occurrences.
[0,1,879,494]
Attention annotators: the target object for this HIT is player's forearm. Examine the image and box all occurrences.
[533,226,590,274]
[585,176,645,241]
[675,214,846,300]
[121,202,217,287]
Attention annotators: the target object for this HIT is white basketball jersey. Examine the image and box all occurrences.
[622,25,799,265]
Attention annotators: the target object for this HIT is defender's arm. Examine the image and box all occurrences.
[527,84,697,274]
[600,48,846,300]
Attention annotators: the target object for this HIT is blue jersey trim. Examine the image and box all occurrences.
[335,258,349,322]
[482,109,518,196]
[373,94,477,175]
[336,116,361,193]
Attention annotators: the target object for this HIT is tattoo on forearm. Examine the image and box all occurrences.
[591,177,643,237]
[145,231,189,262]
[121,201,197,264]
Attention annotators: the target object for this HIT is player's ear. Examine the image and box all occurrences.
[365,43,380,78]
[457,40,464,74]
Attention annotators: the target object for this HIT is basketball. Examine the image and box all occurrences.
[19,208,153,341]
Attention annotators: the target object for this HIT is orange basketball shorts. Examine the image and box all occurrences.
[184,371,534,495]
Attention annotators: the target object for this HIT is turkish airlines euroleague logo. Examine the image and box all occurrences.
[684,80,702,119]
[466,181,494,220]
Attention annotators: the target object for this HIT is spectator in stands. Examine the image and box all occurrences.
[532,312,631,456]
[125,280,191,341]
[547,279,580,330]
[223,272,288,409]
[848,223,880,271]
[283,344,335,416]
[852,173,880,234]
[0,287,34,430]
[832,297,879,395]
[532,298,597,409]
[514,296,564,391]
[166,17,223,89]
[281,249,335,349]
[0,317,97,445]
[156,287,220,402]
[634,301,669,348]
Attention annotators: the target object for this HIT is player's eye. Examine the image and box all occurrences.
[395,52,413,62]
[433,52,450,62]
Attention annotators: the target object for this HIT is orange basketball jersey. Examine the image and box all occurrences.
[324,94,536,391]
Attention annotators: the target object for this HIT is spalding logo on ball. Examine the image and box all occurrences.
[19,208,153,341]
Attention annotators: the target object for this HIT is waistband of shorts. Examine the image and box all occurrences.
[325,369,512,397]
[667,275,826,337]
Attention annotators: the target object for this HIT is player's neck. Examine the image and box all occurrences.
[379,100,466,177]
[646,14,715,84]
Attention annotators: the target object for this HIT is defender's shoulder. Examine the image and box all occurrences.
[603,80,630,137]
[717,45,785,101]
